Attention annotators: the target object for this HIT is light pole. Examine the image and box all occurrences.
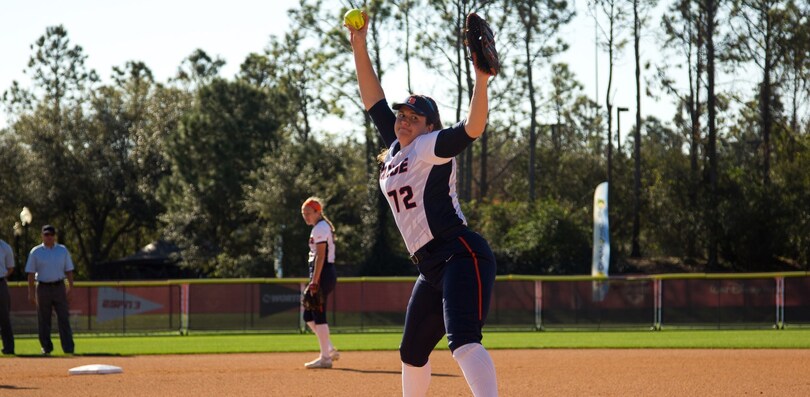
[13,222,23,278]
[20,207,32,269]
[617,107,629,155]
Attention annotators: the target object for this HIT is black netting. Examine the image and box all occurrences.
[784,277,810,325]
[662,278,776,328]
[541,279,654,329]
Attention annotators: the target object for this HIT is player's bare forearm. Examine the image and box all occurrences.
[352,43,385,110]
[348,12,385,110]
[312,262,323,289]
[311,243,327,288]
[314,256,325,281]
[464,69,490,138]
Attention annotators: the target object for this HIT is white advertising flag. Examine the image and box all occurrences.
[592,182,610,277]
[592,182,610,301]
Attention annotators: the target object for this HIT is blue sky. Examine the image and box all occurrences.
[1,0,679,136]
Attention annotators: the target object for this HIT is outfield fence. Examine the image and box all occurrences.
[6,272,810,335]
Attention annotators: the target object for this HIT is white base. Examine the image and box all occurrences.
[68,364,123,375]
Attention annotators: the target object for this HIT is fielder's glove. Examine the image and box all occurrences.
[302,289,324,312]
[465,12,500,76]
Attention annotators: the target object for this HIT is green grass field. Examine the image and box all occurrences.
[6,329,810,357]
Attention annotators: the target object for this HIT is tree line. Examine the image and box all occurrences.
[1,0,808,280]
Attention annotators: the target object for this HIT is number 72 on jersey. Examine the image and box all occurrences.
[387,186,416,212]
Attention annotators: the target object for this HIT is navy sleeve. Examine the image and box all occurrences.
[434,120,476,158]
[368,99,397,148]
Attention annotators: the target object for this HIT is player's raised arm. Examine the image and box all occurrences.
[464,68,490,139]
[346,12,384,111]
[463,13,499,139]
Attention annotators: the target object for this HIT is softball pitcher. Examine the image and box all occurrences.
[301,197,339,369]
[346,12,498,397]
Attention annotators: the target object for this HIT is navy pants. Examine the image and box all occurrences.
[303,262,336,324]
[399,229,496,367]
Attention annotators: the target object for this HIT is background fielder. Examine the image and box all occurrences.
[300,197,340,369]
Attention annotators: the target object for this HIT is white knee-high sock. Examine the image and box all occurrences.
[306,321,328,359]
[318,324,335,352]
[452,343,498,397]
[316,323,334,354]
[402,361,431,397]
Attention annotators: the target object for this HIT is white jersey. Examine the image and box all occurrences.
[308,220,335,263]
[379,131,467,255]
[370,99,473,256]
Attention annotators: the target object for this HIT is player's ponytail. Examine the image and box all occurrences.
[376,148,388,164]
[321,213,336,234]
[424,96,443,129]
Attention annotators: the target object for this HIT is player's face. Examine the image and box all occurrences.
[301,206,319,226]
[395,108,432,146]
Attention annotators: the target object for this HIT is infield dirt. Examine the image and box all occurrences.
[1,349,809,396]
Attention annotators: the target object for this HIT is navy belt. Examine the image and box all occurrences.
[38,279,64,286]
[410,224,468,265]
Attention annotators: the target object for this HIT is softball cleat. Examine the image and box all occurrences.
[304,357,333,369]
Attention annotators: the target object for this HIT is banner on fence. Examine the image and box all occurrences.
[96,287,163,322]
[259,283,301,317]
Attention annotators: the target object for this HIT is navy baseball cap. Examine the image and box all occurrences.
[42,225,57,234]
[392,95,435,116]
[392,95,441,126]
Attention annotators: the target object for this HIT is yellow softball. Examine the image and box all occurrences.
[344,9,364,30]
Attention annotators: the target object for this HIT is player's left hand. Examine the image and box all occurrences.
[465,12,500,76]
[302,288,324,312]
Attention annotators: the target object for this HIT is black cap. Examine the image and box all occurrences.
[41,225,56,234]
[392,95,440,125]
